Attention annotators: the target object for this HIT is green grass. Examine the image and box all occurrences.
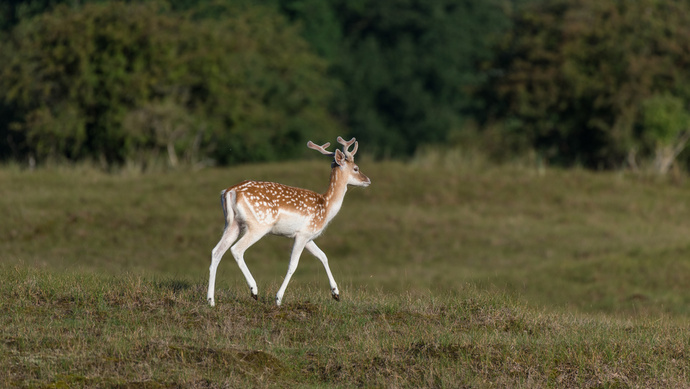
[2,160,690,387]
[3,266,689,388]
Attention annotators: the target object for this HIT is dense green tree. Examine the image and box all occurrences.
[481,0,690,168]
[0,1,339,165]
[6,0,690,169]
[1,0,58,31]
[266,0,342,61]
[268,0,511,157]
[330,0,511,157]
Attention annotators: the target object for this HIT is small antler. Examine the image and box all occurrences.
[307,141,335,157]
[337,136,358,157]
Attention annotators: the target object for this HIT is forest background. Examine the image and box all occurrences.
[2,0,690,172]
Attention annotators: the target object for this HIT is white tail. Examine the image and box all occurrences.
[207,137,371,306]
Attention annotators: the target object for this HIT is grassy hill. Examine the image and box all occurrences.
[1,159,689,387]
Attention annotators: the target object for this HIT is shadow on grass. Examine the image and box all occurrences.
[156,279,192,293]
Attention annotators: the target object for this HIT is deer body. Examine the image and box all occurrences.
[207,137,370,306]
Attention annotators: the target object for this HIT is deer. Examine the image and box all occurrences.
[207,136,371,306]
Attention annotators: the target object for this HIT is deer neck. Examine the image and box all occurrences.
[323,166,348,222]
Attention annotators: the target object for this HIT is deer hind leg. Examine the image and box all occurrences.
[207,221,240,306]
[306,241,340,301]
[208,191,240,306]
[275,235,309,306]
[230,226,268,301]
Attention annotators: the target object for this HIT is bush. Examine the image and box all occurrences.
[480,0,690,169]
[0,1,339,166]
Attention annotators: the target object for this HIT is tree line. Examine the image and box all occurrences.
[1,0,689,171]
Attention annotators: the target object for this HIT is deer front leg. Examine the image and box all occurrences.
[305,241,340,301]
[276,236,309,306]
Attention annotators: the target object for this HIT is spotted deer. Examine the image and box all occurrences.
[207,137,371,306]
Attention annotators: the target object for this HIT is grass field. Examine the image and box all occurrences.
[1,159,690,387]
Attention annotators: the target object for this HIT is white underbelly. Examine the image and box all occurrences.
[270,211,310,237]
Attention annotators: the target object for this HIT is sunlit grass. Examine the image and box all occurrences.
[1,265,688,387]
[2,160,690,386]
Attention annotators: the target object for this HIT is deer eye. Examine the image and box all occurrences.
[354,166,359,172]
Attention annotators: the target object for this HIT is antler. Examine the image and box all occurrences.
[337,136,358,157]
[309,137,359,159]
[307,141,335,157]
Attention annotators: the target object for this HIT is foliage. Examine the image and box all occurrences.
[0,1,338,165]
[0,0,64,31]
[481,0,690,169]
[329,0,511,157]
[187,0,515,158]
[270,0,343,61]
[639,94,690,173]
[4,0,690,169]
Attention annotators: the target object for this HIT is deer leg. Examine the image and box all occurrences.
[230,228,267,300]
[305,241,340,301]
[208,221,240,306]
[275,236,309,306]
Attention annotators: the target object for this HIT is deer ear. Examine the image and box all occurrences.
[334,149,346,166]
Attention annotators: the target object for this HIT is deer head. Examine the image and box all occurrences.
[308,136,370,187]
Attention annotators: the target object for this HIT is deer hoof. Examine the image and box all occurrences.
[332,293,340,301]
[251,293,258,301]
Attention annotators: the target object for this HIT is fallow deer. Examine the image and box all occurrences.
[207,137,371,306]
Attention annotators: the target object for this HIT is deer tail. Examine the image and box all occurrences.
[219,189,236,230]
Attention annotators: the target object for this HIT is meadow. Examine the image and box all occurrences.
[1,157,689,387]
